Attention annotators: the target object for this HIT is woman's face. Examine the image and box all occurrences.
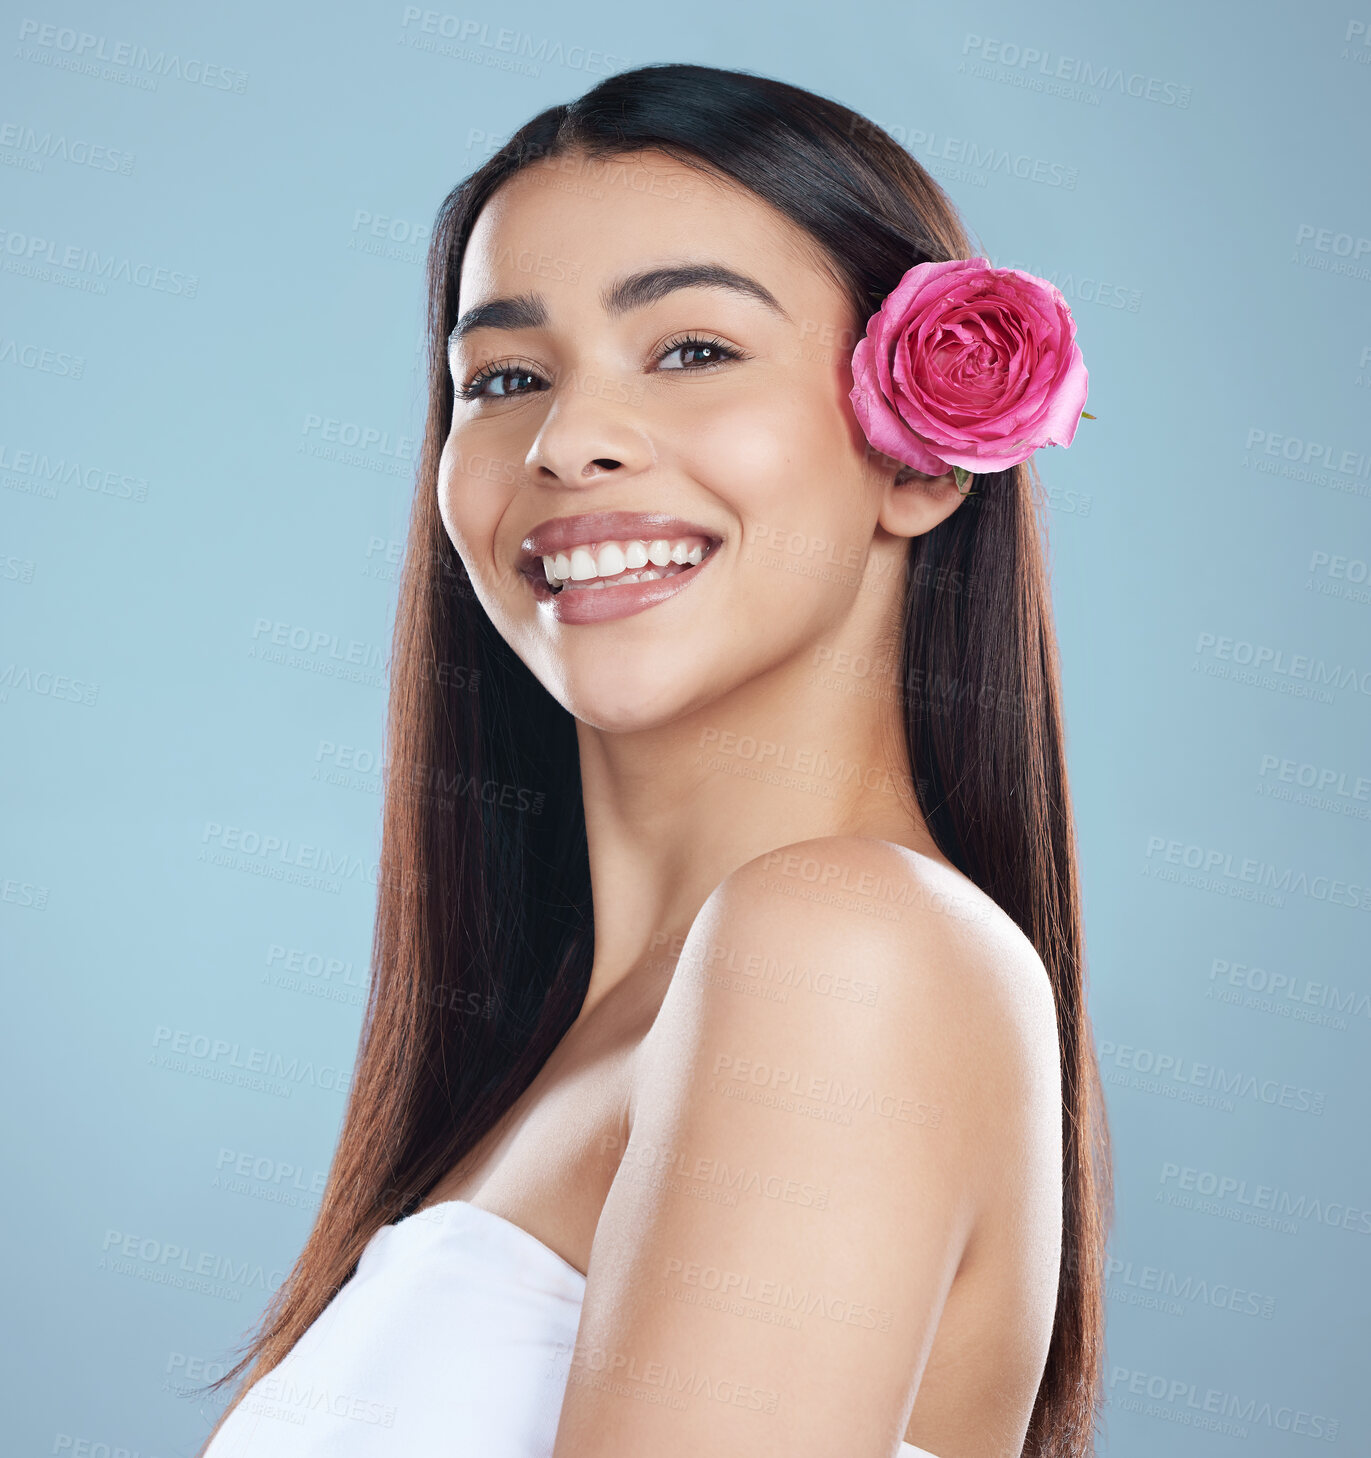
[438,147,908,732]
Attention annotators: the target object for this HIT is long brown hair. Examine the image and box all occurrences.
[196,61,1112,1457]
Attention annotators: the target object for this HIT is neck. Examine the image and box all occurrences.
[572,554,949,1018]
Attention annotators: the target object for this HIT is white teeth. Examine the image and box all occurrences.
[537,535,713,590]
[595,542,626,577]
[570,565,683,590]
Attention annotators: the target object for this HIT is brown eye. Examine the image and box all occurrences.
[657,336,742,371]
[458,364,547,401]
[483,368,541,397]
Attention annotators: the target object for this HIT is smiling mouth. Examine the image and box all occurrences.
[538,536,716,593]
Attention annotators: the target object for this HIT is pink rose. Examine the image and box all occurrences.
[849,256,1089,477]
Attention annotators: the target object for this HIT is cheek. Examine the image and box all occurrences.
[685,395,791,503]
[438,428,513,568]
[678,381,861,536]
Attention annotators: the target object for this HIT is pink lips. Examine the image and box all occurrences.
[532,547,720,624]
[516,510,725,625]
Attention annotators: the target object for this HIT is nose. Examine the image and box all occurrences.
[522,380,656,486]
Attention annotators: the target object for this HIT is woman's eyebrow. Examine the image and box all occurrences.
[448,262,789,350]
[601,263,789,320]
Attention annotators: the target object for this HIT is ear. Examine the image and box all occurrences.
[873,454,972,541]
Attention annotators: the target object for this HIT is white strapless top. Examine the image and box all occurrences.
[204,1199,939,1457]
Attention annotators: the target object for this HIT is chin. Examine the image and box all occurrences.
[555,668,711,735]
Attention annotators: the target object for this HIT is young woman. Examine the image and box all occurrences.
[196,61,1112,1458]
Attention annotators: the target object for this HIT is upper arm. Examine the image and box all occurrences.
[551,836,1060,1458]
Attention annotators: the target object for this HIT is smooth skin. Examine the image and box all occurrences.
[434,149,1063,1457]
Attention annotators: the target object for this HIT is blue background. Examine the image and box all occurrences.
[3,1,1368,1453]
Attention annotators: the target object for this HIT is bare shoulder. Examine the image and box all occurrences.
[716,833,1052,988]
[568,836,1062,1453]
[655,834,1058,1066]
[635,833,1061,1202]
